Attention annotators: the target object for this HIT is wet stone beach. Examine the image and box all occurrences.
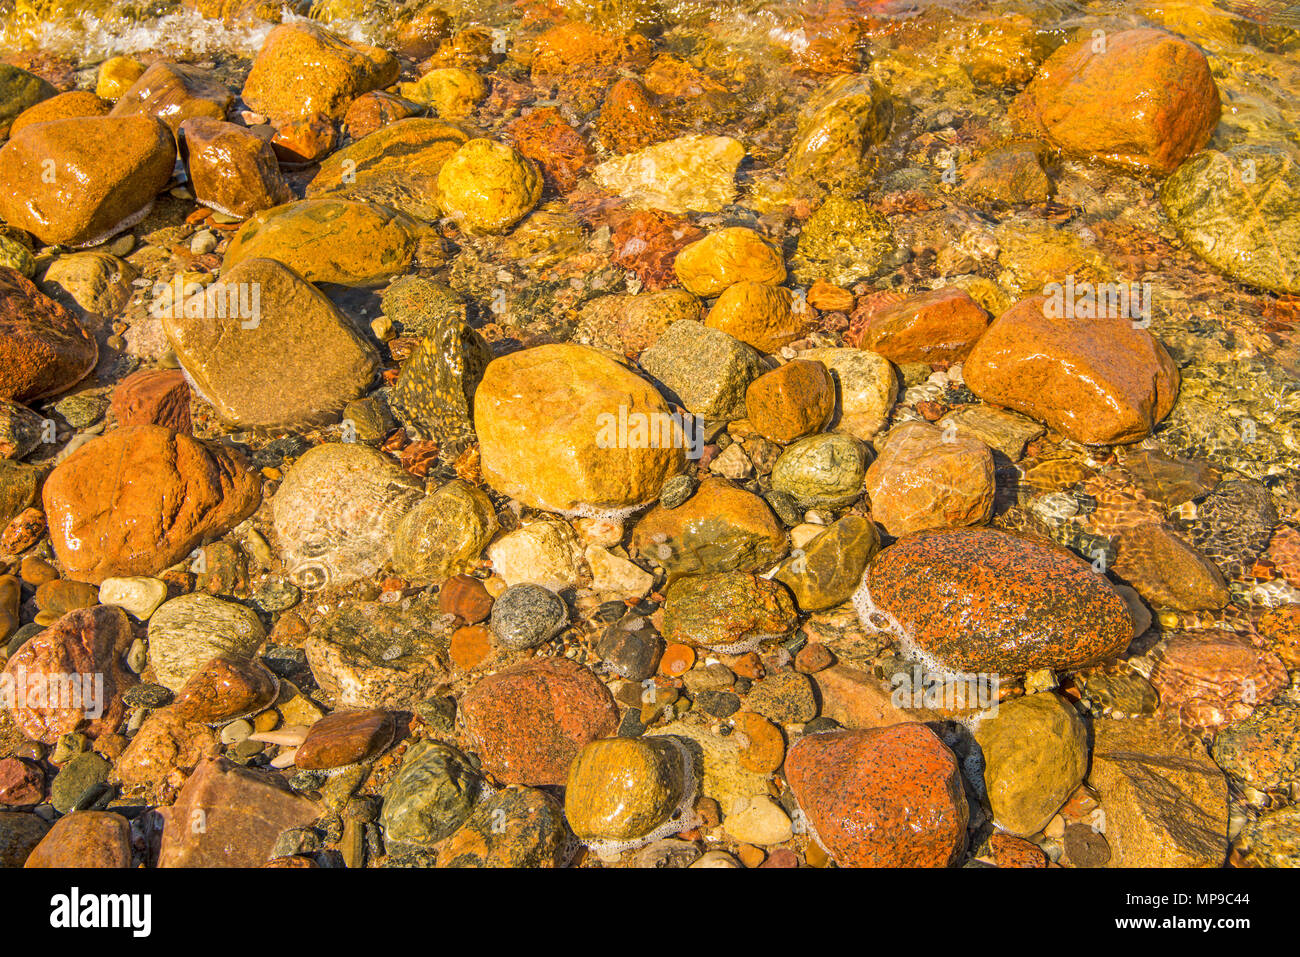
[0,0,1298,870]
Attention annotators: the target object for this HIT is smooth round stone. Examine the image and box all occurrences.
[438,574,494,624]
[294,709,396,770]
[391,479,498,583]
[219,719,253,745]
[770,433,868,509]
[33,579,99,616]
[774,513,880,612]
[252,578,300,613]
[489,583,567,650]
[659,474,697,510]
[50,752,110,814]
[148,594,266,692]
[121,683,172,709]
[381,740,481,848]
[171,655,280,725]
[564,736,691,845]
[723,794,793,846]
[98,576,168,621]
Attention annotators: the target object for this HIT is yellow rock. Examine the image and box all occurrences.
[435,138,542,233]
[705,282,806,353]
[279,694,325,727]
[96,56,146,101]
[564,737,688,843]
[399,68,486,120]
[475,343,685,513]
[674,227,786,298]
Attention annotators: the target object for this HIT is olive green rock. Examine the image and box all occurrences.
[774,513,879,611]
[770,433,868,509]
[1161,144,1300,295]
[638,320,764,420]
[662,571,797,651]
[0,234,35,277]
[790,195,894,287]
[381,740,481,847]
[786,73,893,189]
[389,315,492,446]
[0,65,55,139]
[50,752,111,814]
[975,692,1087,837]
[564,737,689,844]
[391,479,498,583]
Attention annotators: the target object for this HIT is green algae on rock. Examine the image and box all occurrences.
[790,195,894,287]
[223,198,442,287]
[1160,143,1300,295]
[785,73,893,189]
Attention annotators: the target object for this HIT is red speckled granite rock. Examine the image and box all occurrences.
[42,424,261,584]
[1149,631,1287,731]
[866,527,1133,675]
[1014,28,1219,175]
[988,831,1046,867]
[785,724,969,867]
[157,757,319,867]
[110,368,192,433]
[963,295,1179,445]
[2,605,135,744]
[0,267,98,403]
[23,811,131,868]
[294,708,395,770]
[507,105,595,193]
[460,658,619,786]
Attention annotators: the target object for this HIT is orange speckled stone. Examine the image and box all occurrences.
[1257,605,1300,668]
[785,724,969,867]
[989,831,1046,868]
[460,658,619,786]
[867,528,1133,675]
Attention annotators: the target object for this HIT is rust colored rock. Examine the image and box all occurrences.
[0,267,98,403]
[745,359,835,444]
[111,708,220,804]
[849,286,988,364]
[867,527,1133,675]
[343,90,420,140]
[108,61,232,133]
[507,106,595,193]
[110,368,192,433]
[963,295,1179,445]
[9,89,110,136]
[439,573,493,624]
[1,507,45,554]
[0,114,176,247]
[597,77,669,154]
[1258,605,1300,669]
[42,424,262,584]
[1014,28,1219,175]
[786,724,969,867]
[241,22,399,124]
[449,624,492,670]
[1,604,136,744]
[812,663,930,729]
[1149,631,1287,731]
[610,209,704,291]
[180,117,292,218]
[460,657,619,786]
[171,655,280,725]
[0,757,44,806]
[271,113,338,165]
[23,811,131,868]
[864,421,995,536]
[157,757,319,867]
[294,708,395,770]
